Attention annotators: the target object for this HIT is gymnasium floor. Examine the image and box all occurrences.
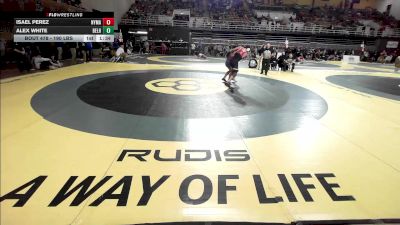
[1,56,400,225]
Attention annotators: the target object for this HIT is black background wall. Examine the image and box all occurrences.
[148,27,189,42]
[120,25,190,54]
[148,27,190,55]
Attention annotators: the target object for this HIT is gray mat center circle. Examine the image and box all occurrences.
[76,71,289,119]
[31,70,328,141]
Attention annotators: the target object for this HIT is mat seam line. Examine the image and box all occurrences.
[68,137,131,225]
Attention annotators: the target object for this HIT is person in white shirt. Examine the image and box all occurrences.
[32,54,62,70]
[287,53,295,72]
[191,43,196,55]
[384,55,393,64]
[115,44,126,61]
[195,52,207,59]
[144,41,149,54]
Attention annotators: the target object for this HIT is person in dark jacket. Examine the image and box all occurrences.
[278,52,288,71]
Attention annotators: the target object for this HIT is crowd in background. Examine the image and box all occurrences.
[1,0,84,11]
[123,0,400,31]
[1,41,98,73]
[56,0,82,7]
[192,42,399,64]
[2,38,399,74]
[207,0,253,23]
[1,37,179,73]
[254,5,400,29]
[125,0,204,19]
[297,6,399,29]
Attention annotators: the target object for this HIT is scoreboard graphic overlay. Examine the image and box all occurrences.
[13,12,114,42]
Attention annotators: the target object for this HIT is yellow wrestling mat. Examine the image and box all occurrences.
[1,60,400,225]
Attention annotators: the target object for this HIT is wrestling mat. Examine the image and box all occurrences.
[1,56,400,225]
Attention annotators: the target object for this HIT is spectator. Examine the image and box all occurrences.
[144,41,149,54]
[101,44,112,59]
[278,52,287,71]
[13,43,31,72]
[287,53,295,72]
[78,42,86,62]
[56,42,63,60]
[32,54,62,70]
[86,42,93,62]
[68,42,77,65]
[395,56,400,73]
[150,42,156,54]
[191,43,196,55]
[0,39,5,66]
[115,44,127,61]
[384,54,393,64]
[161,42,167,55]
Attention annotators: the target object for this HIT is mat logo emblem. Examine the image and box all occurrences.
[145,78,226,95]
[152,79,201,91]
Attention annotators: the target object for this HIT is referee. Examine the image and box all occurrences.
[261,43,273,75]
